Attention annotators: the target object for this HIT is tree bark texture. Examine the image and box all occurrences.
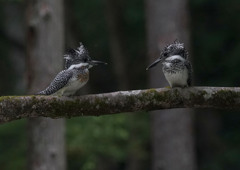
[0,87,239,124]
[145,0,196,169]
[26,0,65,170]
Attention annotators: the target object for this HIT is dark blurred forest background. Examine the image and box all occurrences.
[1,0,240,170]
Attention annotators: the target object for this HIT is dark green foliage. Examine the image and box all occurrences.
[191,0,240,86]
[66,113,150,170]
[191,0,240,169]
[0,120,26,170]
[0,29,15,95]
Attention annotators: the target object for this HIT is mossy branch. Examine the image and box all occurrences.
[0,87,240,124]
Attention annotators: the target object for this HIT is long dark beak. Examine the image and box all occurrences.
[89,60,108,66]
[146,58,161,70]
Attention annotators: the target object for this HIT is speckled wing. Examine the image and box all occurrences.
[37,70,73,95]
[185,60,192,86]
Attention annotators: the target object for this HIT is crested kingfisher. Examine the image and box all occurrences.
[37,43,107,96]
[146,40,192,88]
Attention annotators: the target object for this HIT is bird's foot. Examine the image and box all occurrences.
[165,86,172,89]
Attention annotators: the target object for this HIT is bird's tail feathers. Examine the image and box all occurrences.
[35,90,47,95]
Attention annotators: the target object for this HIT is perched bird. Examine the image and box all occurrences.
[146,41,192,87]
[37,44,107,96]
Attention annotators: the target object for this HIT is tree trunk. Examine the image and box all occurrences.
[145,0,196,169]
[105,0,129,90]
[26,0,65,170]
[105,1,144,169]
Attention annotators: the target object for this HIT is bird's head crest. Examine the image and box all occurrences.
[160,40,188,61]
[64,42,91,69]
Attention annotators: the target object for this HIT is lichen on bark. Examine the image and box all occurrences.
[0,87,240,124]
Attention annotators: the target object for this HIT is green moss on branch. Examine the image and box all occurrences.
[0,87,240,124]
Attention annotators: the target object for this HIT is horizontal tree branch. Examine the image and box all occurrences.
[0,87,239,124]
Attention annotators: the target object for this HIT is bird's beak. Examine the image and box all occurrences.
[146,58,161,70]
[89,60,108,66]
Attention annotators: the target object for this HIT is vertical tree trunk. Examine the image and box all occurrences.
[26,0,65,170]
[105,2,145,170]
[105,0,129,90]
[145,0,196,170]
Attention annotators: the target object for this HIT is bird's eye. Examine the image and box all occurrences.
[173,59,180,63]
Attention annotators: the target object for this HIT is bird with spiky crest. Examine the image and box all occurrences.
[146,40,192,88]
[64,42,92,69]
[37,43,107,96]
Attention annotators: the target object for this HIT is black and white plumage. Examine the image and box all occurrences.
[37,63,90,96]
[160,40,189,60]
[162,55,192,87]
[146,41,192,88]
[64,42,91,69]
[37,43,107,96]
